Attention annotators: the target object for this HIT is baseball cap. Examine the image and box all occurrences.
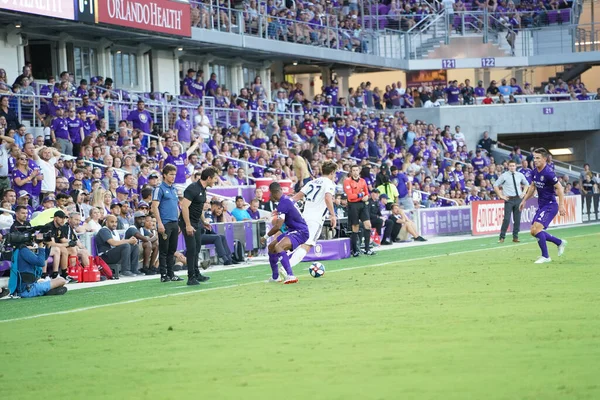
[110,203,121,209]
[18,190,30,198]
[372,188,380,193]
[187,68,196,74]
[54,210,67,219]
[42,197,56,203]
[90,77,99,84]
[116,186,129,195]
[380,194,389,200]
[133,211,146,218]
[138,201,149,208]
[148,173,159,179]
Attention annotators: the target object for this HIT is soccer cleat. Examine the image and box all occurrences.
[160,275,171,283]
[352,251,360,257]
[534,256,552,264]
[364,249,376,256]
[557,240,567,257]
[278,266,288,280]
[197,274,210,282]
[284,276,299,284]
[170,275,184,282]
[268,276,283,283]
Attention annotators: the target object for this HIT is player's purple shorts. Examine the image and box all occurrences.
[533,203,558,229]
[277,230,309,251]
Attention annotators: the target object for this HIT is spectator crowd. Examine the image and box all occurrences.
[0,61,599,285]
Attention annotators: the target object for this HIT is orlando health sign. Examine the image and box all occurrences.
[96,0,191,36]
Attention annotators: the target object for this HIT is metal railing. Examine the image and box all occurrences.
[435,93,573,106]
[188,0,591,60]
[394,6,587,59]
[191,1,380,55]
[495,144,600,177]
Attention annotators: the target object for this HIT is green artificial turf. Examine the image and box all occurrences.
[2,225,599,400]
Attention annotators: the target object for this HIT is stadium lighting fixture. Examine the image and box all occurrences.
[15,22,21,28]
[293,61,298,66]
[549,148,573,156]
[177,47,184,51]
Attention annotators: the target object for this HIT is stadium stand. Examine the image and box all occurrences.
[0,62,598,287]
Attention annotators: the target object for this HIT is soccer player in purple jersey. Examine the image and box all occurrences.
[261,182,309,284]
[520,148,567,264]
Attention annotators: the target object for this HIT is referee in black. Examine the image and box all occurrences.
[494,160,530,243]
[151,164,183,282]
[179,166,219,285]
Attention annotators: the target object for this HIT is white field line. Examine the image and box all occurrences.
[1,232,597,324]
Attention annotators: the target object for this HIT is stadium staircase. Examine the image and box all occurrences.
[535,63,596,93]
[492,145,595,181]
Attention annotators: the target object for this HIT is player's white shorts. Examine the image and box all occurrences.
[305,219,324,246]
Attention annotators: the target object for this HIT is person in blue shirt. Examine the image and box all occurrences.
[231,196,252,221]
[498,79,512,96]
[9,234,67,298]
[151,164,183,282]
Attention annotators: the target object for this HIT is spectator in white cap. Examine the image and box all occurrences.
[16,190,34,220]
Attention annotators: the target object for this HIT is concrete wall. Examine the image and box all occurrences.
[0,32,23,80]
[151,50,179,94]
[403,101,600,151]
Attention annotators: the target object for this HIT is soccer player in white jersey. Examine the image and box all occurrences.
[288,160,338,268]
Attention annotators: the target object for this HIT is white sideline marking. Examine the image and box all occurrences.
[1,232,597,324]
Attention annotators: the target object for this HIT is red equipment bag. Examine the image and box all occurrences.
[67,256,83,283]
[82,259,101,283]
[93,256,113,279]
[370,229,381,246]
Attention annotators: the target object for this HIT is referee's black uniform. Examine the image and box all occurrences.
[179,180,210,283]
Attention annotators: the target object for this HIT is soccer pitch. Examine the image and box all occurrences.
[2,225,600,400]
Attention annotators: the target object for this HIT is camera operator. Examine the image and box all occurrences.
[10,205,31,232]
[38,210,74,281]
[10,233,67,297]
[64,212,91,267]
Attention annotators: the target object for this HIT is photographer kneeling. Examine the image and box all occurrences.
[8,232,67,298]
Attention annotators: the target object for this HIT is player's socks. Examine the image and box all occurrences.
[350,232,359,253]
[363,229,371,251]
[535,231,550,258]
[289,247,308,268]
[279,252,294,277]
[545,232,562,246]
[268,253,279,279]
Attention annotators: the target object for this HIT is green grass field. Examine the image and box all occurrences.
[2,225,600,400]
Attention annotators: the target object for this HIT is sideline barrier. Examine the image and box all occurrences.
[470,195,583,236]
[416,206,472,236]
[304,238,351,262]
